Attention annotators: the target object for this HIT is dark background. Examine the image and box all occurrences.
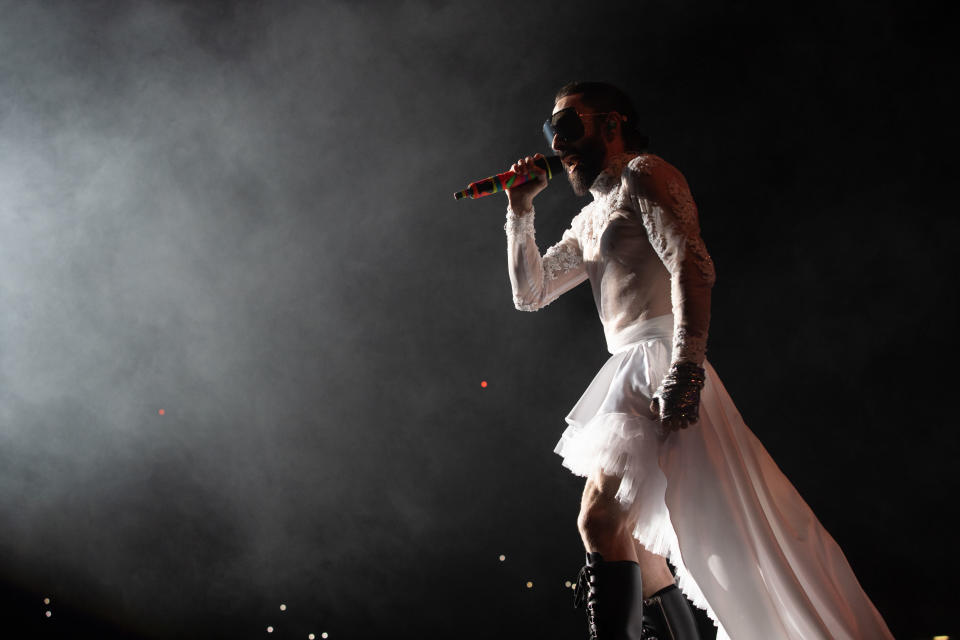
[0,1,956,638]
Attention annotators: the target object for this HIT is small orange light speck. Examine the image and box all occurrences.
[158,409,165,416]
[481,381,488,388]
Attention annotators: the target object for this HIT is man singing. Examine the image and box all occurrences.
[503,81,893,640]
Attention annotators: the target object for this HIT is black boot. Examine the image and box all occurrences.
[641,584,701,640]
[574,552,645,639]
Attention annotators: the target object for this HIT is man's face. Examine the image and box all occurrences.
[550,94,608,196]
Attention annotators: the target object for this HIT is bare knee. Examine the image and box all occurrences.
[578,473,636,557]
[578,501,625,544]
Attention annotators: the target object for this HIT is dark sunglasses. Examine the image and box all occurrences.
[542,107,617,145]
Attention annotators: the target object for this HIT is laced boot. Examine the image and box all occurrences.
[573,552,645,639]
[641,584,701,640]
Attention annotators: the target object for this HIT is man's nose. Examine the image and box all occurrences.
[551,134,566,153]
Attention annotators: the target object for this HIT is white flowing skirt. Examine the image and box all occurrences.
[553,315,893,640]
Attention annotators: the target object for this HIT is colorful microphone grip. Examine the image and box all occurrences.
[454,156,564,200]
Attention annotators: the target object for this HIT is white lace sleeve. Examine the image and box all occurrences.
[505,205,588,311]
[625,155,716,365]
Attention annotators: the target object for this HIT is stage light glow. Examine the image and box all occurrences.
[481,381,488,388]
[309,635,315,640]
[45,611,52,618]
[564,580,571,587]
[933,636,949,640]
[498,554,505,561]
[158,409,165,416]
[267,626,273,633]
[526,581,533,588]
[321,633,329,639]
[43,597,50,605]
[279,604,286,611]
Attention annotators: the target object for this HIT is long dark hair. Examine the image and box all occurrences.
[555,81,649,152]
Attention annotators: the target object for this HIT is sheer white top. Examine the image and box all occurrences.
[505,153,716,365]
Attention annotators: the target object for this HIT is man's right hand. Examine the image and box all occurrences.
[506,153,549,214]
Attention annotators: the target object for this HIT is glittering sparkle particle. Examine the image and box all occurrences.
[480,381,488,388]
[279,604,286,611]
[526,581,533,588]
[267,626,273,633]
[498,554,506,562]
[45,611,52,618]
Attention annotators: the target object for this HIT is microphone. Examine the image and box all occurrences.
[454,156,564,200]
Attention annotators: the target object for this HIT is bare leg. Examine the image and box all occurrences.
[578,468,676,599]
[578,469,639,563]
[634,540,676,599]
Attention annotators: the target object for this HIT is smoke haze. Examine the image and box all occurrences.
[0,1,955,637]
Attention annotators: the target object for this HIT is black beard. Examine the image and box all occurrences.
[568,162,602,196]
[565,136,605,196]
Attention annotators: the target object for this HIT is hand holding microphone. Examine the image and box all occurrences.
[454,154,563,212]
[504,154,550,214]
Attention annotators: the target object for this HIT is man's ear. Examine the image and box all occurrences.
[604,116,618,141]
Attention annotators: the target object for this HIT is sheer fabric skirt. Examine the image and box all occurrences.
[553,315,893,640]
